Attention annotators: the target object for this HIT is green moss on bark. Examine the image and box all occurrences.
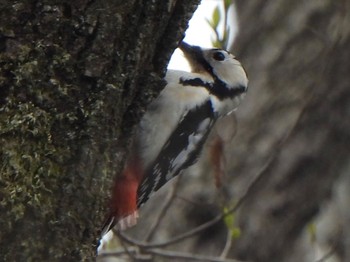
[0,0,200,260]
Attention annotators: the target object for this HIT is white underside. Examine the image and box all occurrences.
[138,70,212,169]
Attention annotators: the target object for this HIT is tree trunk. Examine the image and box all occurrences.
[0,0,199,260]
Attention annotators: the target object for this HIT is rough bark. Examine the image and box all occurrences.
[0,0,199,261]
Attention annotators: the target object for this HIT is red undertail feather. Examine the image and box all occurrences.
[102,159,143,235]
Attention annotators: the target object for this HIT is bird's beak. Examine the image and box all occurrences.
[179,42,195,55]
[178,42,206,73]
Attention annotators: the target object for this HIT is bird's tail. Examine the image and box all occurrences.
[101,211,139,236]
[101,160,143,236]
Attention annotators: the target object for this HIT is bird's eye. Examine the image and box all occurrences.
[213,52,225,61]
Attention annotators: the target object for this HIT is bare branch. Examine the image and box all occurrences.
[119,232,139,261]
[148,248,248,262]
[144,176,182,241]
[99,245,248,262]
[220,229,233,259]
[314,247,336,262]
[98,247,137,257]
[98,247,153,260]
[114,229,148,247]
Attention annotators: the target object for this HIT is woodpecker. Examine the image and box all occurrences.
[102,42,248,235]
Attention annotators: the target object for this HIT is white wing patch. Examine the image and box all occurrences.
[170,118,211,174]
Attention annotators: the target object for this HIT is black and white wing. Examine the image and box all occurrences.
[137,99,217,207]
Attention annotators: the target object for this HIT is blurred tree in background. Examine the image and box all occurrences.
[231,0,350,261]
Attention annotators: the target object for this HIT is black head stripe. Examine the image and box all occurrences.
[207,82,246,100]
[179,77,246,100]
[179,77,211,89]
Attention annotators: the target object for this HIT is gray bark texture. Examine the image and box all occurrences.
[105,1,350,262]
[231,0,350,261]
[0,0,199,261]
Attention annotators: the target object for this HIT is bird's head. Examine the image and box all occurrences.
[179,42,248,92]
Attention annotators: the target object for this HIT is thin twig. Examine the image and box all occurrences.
[175,194,214,207]
[98,247,137,257]
[118,230,138,261]
[115,229,147,247]
[220,228,232,258]
[314,247,336,262]
[222,0,229,49]
[148,248,247,262]
[99,248,153,260]
[144,175,182,241]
